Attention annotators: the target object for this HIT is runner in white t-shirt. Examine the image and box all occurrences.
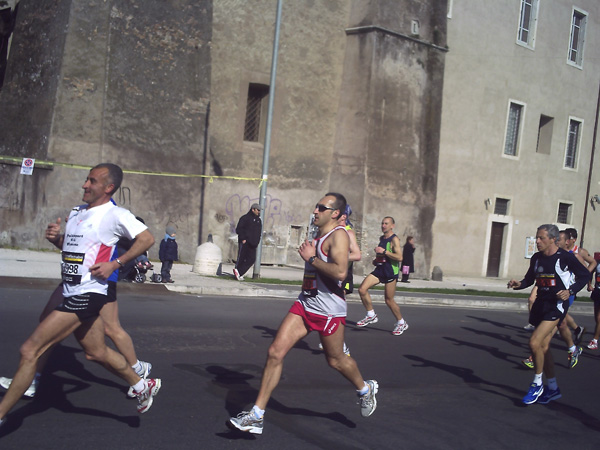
[0,164,161,429]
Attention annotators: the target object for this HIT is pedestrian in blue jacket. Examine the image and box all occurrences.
[159,226,178,283]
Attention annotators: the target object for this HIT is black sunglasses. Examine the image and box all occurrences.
[315,204,336,212]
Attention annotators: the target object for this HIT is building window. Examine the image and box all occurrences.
[494,198,510,215]
[557,203,572,224]
[568,8,587,67]
[0,3,18,91]
[243,83,269,142]
[517,0,538,48]
[565,118,582,169]
[536,115,553,155]
[504,101,524,157]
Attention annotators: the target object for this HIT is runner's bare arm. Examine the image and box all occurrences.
[579,247,597,273]
[348,229,362,262]
[576,248,596,290]
[384,235,403,262]
[299,229,349,281]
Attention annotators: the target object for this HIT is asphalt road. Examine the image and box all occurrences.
[0,281,598,449]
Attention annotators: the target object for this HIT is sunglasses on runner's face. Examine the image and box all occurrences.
[315,204,336,212]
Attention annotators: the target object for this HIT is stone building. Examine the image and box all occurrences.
[0,0,446,279]
[435,0,600,278]
[1,0,598,281]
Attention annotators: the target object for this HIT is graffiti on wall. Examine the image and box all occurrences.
[225,194,303,236]
[116,186,131,207]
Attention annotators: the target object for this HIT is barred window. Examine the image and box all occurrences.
[243,84,269,142]
[504,102,524,157]
[494,198,510,215]
[565,118,581,169]
[557,203,572,224]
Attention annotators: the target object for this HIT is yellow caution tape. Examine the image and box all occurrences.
[0,155,264,185]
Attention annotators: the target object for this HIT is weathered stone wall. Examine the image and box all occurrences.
[330,0,447,276]
[206,0,353,267]
[0,0,71,247]
[1,0,446,277]
[0,0,212,263]
[207,0,446,276]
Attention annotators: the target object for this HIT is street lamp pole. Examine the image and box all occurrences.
[253,0,283,278]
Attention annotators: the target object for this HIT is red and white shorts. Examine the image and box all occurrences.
[289,301,346,336]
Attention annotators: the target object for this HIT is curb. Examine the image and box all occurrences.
[164,284,595,315]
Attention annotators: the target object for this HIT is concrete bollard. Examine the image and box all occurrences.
[432,266,443,281]
[192,240,222,276]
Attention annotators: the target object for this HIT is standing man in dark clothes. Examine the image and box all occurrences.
[400,236,415,283]
[233,203,262,281]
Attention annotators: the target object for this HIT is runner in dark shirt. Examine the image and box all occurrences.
[508,224,589,405]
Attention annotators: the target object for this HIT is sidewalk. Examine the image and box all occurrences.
[0,248,593,315]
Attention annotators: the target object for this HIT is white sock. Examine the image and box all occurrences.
[132,379,145,393]
[398,319,405,325]
[367,310,375,318]
[547,377,558,390]
[252,405,265,419]
[533,373,543,386]
[357,381,369,395]
[132,360,142,373]
[593,339,598,344]
[569,345,576,353]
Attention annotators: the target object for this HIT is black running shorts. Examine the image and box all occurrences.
[55,282,117,321]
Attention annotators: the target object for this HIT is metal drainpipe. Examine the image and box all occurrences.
[580,79,600,247]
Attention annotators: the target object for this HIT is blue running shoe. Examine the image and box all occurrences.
[522,383,544,404]
[537,386,561,404]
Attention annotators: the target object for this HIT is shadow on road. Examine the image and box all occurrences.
[0,344,140,438]
[174,363,356,440]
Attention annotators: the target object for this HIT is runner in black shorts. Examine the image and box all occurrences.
[0,164,161,429]
[56,281,117,320]
[356,216,408,336]
[508,224,589,406]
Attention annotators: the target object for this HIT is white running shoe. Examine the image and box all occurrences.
[356,314,378,327]
[136,378,161,414]
[128,361,153,398]
[0,376,37,398]
[233,268,244,281]
[228,410,264,434]
[358,380,379,417]
[343,342,351,357]
[392,322,409,336]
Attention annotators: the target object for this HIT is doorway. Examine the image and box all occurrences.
[486,222,506,277]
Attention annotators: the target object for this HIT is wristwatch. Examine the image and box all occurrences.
[116,259,125,268]
[308,256,317,265]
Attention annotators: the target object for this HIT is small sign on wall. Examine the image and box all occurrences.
[20,158,35,175]
[525,236,536,259]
